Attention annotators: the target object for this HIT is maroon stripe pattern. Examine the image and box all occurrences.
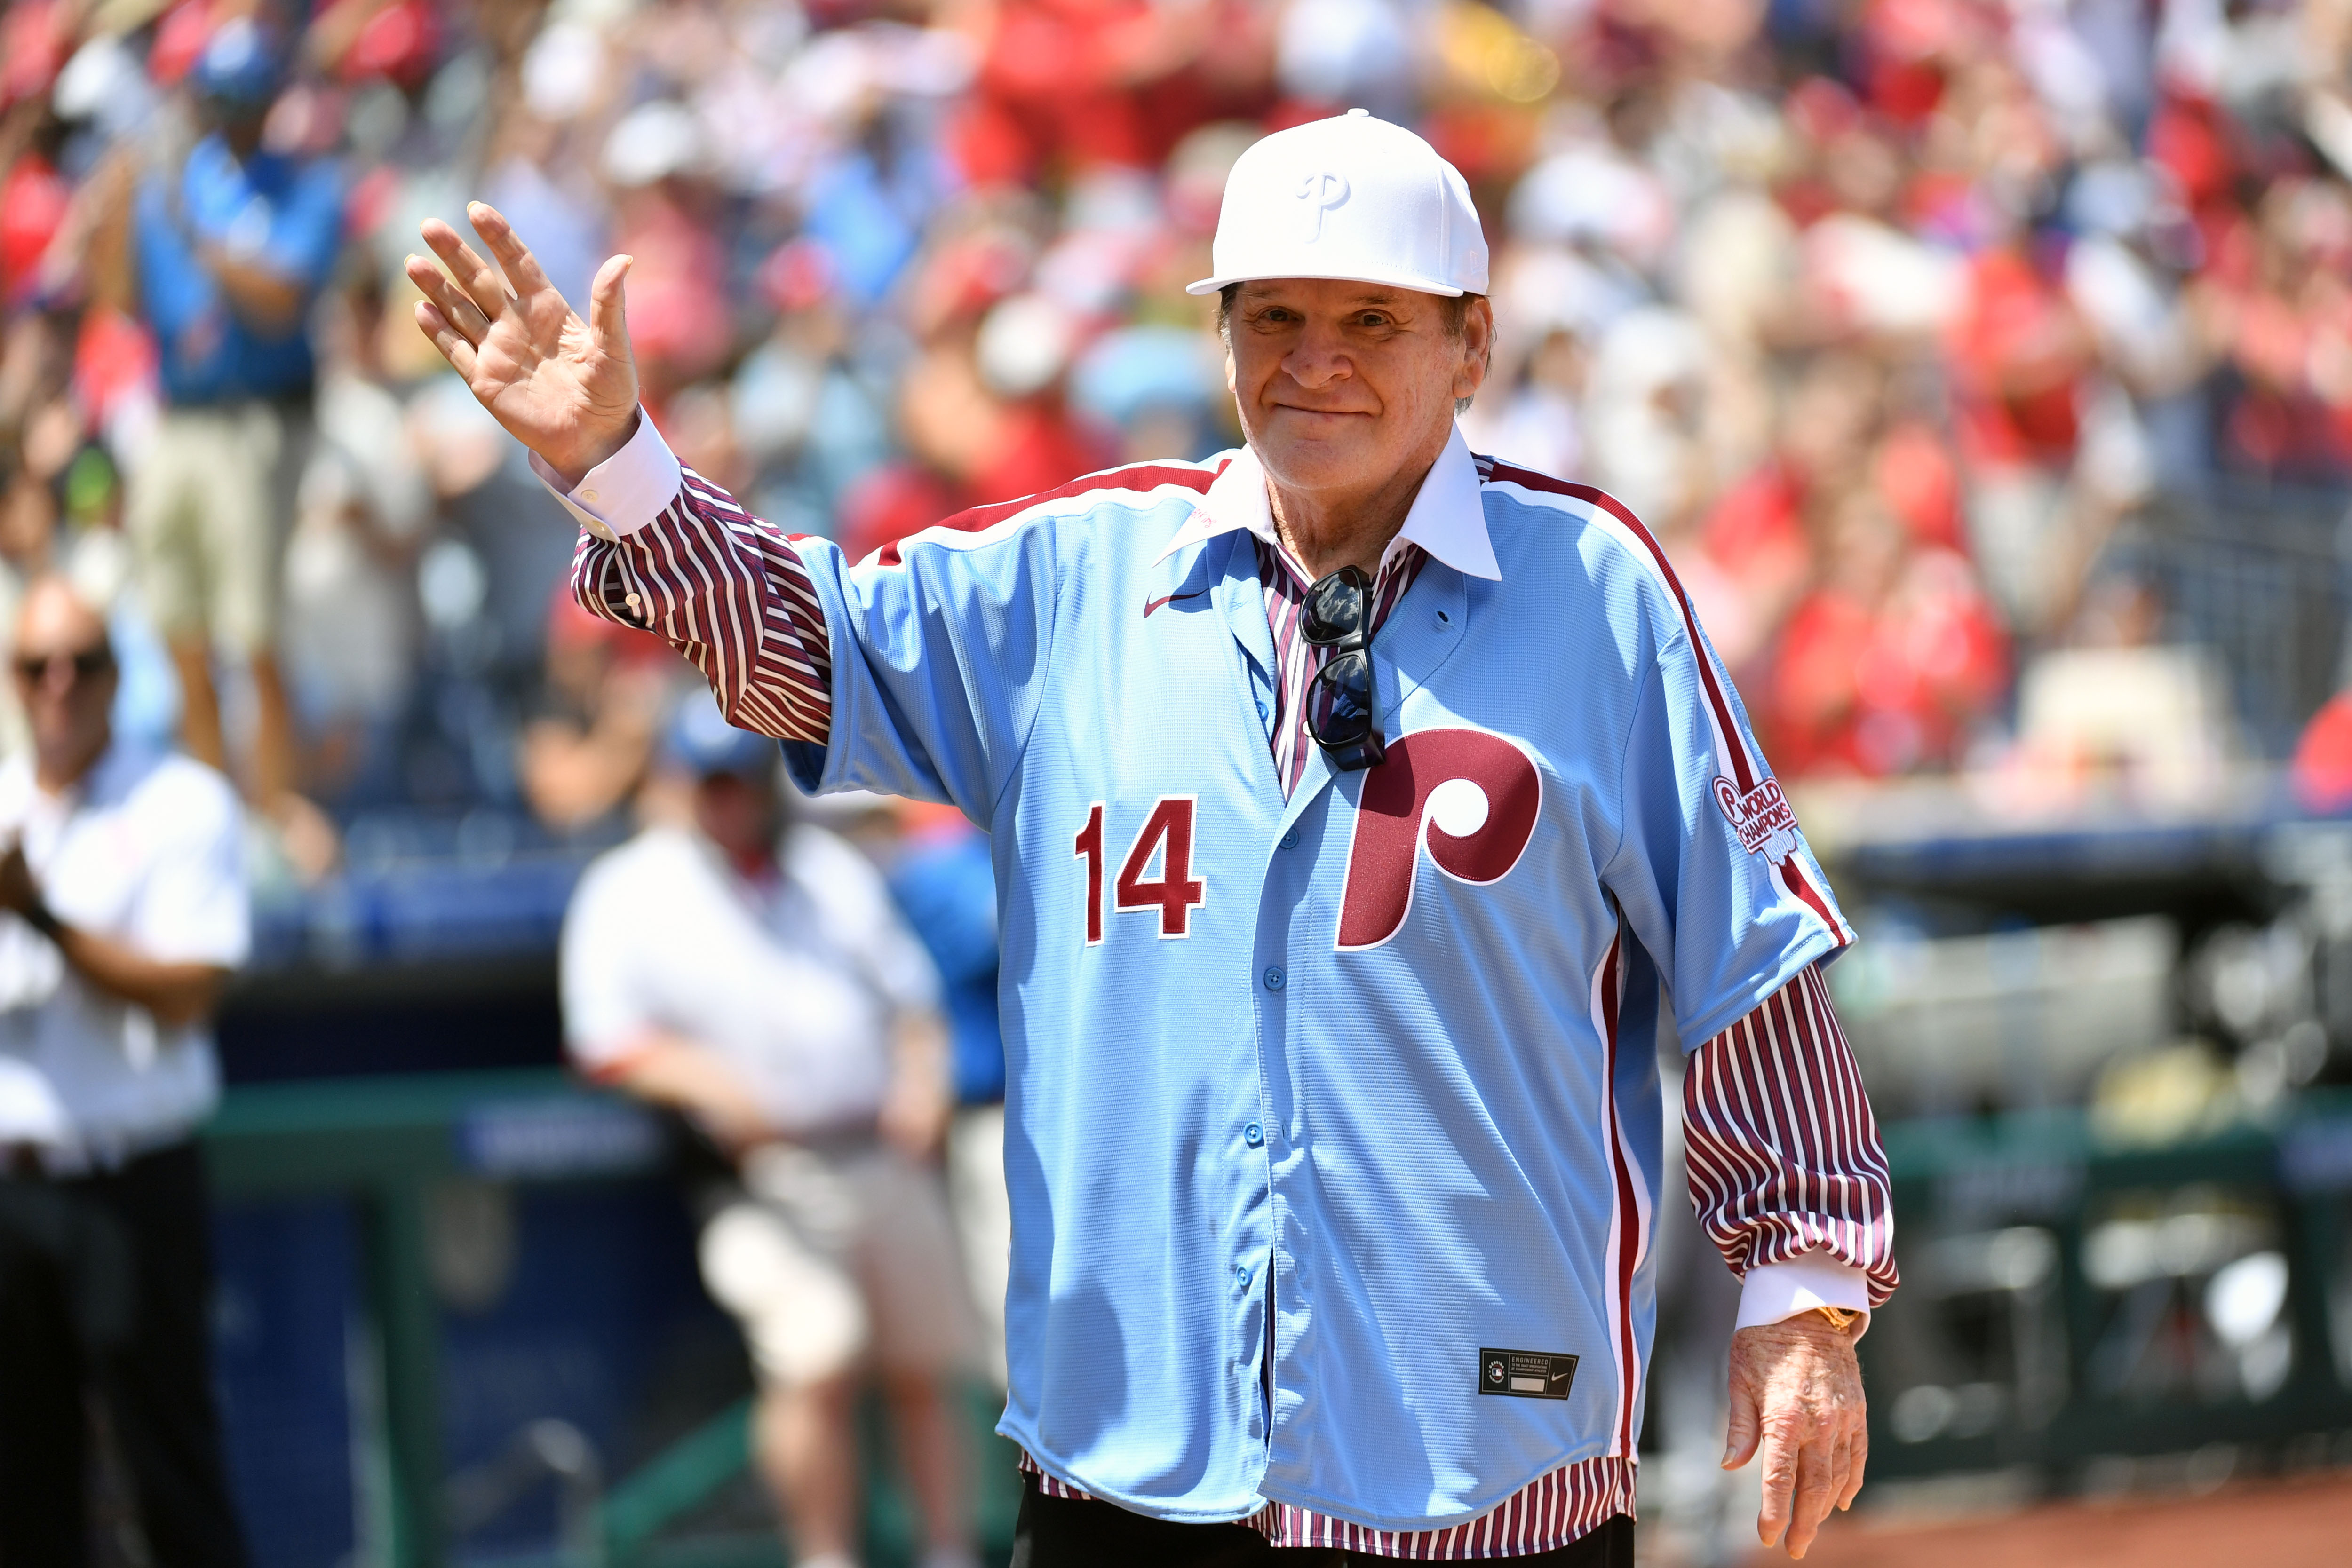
[1020,1453,1637,1558]
[1685,962,1899,1306]
[1256,537,1428,797]
[570,466,834,743]
[1592,934,1645,1459]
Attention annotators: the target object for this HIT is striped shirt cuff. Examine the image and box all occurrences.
[526,410,683,541]
[1736,1254,1872,1335]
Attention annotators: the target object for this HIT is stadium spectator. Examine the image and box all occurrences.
[559,703,977,1568]
[281,264,432,810]
[102,19,343,868]
[0,573,251,1567]
[880,799,1011,1390]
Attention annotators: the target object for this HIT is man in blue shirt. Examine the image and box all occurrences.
[119,19,342,866]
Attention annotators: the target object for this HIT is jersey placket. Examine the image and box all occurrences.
[1247,531,1429,1496]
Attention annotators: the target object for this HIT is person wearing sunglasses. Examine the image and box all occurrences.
[412,109,1891,1568]
[0,576,252,1566]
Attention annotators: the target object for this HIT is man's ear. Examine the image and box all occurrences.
[1455,297,1496,404]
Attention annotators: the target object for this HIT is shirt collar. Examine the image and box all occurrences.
[1154,423,1501,581]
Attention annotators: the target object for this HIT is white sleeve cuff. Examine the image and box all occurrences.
[1736,1254,1872,1336]
[526,410,683,542]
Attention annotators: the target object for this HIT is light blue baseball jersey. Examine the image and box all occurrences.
[769,425,1853,1530]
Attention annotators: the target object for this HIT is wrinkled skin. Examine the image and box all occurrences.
[1725,1315,1870,1558]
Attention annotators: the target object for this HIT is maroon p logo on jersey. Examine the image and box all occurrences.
[1336,728,1542,950]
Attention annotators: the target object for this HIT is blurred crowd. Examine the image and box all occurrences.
[4,0,2352,877]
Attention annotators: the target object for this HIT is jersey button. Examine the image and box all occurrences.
[1256,699,1269,721]
[1279,828,1299,850]
[1244,1122,1264,1148]
[1233,1262,1253,1289]
[1262,966,1285,991]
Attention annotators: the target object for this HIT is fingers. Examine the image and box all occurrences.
[411,301,477,379]
[1783,1437,1839,1559]
[587,253,635,358]
[1722,1376,1761,1471]
[418,216,514,324]
[1838,1417,1869,1511]
[405,252,492,345]
[1756,1417,1797,1548]
[465,201,555,302]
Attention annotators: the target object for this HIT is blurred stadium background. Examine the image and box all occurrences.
[10,0,2352,1562]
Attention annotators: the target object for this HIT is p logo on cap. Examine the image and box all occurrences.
[1297,172,1350,241]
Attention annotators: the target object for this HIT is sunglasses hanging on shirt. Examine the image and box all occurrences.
[1300,566,1386,771]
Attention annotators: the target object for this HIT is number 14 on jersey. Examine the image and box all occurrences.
[1075,799,1207,941]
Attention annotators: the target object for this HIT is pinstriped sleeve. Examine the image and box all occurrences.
[1684,963,1899,1309]
[567,467,834,744]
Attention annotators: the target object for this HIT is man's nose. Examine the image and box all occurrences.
[1281,322,1354,390]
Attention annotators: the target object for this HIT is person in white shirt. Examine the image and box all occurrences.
[562,702,979,1568]
[0,575,251,1567]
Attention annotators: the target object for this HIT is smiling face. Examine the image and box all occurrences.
[1224,278,1493,510]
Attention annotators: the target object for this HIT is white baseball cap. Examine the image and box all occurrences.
[1187,109,1489,299]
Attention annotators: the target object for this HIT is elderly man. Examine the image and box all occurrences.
[410,111,1895,1565]
[0,577,251,1565]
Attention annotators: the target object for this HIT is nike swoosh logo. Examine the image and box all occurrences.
[1144,590,1208,618]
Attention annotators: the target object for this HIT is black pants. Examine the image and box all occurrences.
[0,1141,248,1567]
[1011,1475,1635,1567]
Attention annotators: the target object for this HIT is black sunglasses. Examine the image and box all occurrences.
[1300,567,1386,771]
[13,647,115,687]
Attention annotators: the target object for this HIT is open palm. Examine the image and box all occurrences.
[406,203,641,487]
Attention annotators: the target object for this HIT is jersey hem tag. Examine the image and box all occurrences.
[1478,1348,1579,1400]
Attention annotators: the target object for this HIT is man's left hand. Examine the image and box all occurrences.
[1723,1313,1869,1559]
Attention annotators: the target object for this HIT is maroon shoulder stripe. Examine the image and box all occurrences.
[871,461,1222,568]
[1480,461,1759,795]
[1481,460,1851,946]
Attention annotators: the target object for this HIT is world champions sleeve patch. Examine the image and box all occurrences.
[1478,1348,1580,1400]
[1713,774,1800,866]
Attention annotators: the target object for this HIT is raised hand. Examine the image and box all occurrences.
[406,203,640,488]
